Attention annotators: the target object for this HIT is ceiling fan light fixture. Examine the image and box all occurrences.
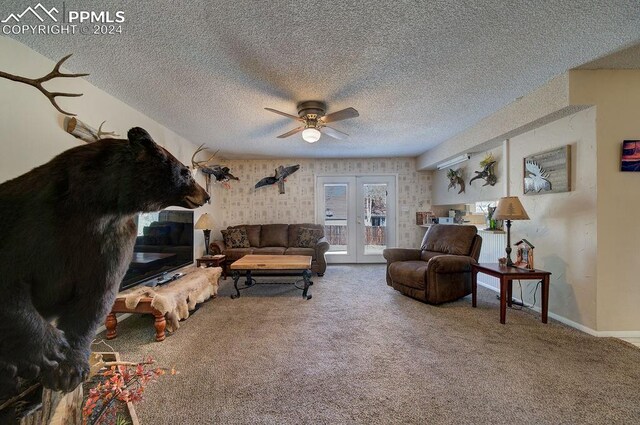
[302,128,321,143]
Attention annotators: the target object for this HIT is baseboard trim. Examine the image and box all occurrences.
[476,281,640,337]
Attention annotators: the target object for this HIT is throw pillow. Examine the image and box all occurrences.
[296,227,323,248]
[221,228,250,248]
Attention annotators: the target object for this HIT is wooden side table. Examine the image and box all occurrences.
[196,255,226,279]
[471,263,551,324]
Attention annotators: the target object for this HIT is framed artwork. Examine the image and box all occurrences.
[523,145,571,195]
[621,140,640,172]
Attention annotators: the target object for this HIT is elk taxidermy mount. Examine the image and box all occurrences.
[191,144,239,196]
[264,101,359,143]
[255,165,300,194]
[64,117,119,143]
[0,54,88,116]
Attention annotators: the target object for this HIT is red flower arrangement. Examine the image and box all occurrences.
[82,356,175,425]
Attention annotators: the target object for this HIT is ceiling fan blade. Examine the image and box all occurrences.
[265,108,303,121]
[277,126,304,138]
[321,107,359,123]
[322,126,349,140]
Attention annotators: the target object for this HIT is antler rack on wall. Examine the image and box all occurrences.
[0,53,88,116]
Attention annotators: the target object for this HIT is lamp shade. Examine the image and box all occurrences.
[493,196,530,220]
[302,128,321,143]
[194,213,214,230]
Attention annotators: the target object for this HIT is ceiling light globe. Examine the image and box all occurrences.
[302,128,321,143]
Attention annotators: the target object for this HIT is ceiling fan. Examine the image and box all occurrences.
[265,101,359,143]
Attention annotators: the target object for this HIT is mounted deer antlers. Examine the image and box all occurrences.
[191,144,219,170]
[0,54,88,116]
[64,117,120,143]
[191,144,238,195]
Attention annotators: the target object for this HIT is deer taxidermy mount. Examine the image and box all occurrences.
[255,165,300,194]
[447,168,465,194]
[191,144,239,195]
[64,117,119,143]
[0,54,88,116]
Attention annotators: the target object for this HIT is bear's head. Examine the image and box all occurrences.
[126,127,210,211]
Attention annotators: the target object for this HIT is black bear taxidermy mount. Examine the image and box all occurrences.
[0,128,209,408]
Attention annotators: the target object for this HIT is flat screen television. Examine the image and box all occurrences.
[119,210,194,290]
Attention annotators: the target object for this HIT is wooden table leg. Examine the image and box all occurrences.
[105,312,117,340]
[500,277,508,324]
[507,279,513,307]
[541,276,550,324]
[471,268,478,307]
[153,311,166,342]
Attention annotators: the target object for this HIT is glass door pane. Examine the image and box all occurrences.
[316,177,357,263]
[324,183,348,254]
[356,176,396,263]
[362,183,388,256]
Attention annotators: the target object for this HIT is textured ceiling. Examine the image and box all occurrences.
[4,0,640,158]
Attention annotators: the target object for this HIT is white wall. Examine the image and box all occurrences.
[211,158,432,248]
[0,37,215,258]
[570,70,640,332]
[508,107,598,329]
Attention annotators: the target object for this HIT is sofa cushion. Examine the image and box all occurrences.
[253,247,286,255]
[285,247,316,259]
[224,247,254,261]
[295,227,323,248]
[221,228,250,248]
[260,224,289,247]
[388,261,428,290]
[230,224,261,247]
[420,224,477,256]
[288,223,323,247]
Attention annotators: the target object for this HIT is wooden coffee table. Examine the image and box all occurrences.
[230,255,313,300]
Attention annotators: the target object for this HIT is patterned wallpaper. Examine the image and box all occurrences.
[210,158,432,248]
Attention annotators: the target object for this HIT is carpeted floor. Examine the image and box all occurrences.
[98,265,640,424]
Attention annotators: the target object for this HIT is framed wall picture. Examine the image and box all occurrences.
[621,140,640,172]
[523,145,571,195]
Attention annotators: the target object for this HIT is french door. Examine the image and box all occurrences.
[316,176,396,263]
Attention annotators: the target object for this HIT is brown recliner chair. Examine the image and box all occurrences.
[383,224,482,304]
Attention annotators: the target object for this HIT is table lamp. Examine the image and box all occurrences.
[493,196,529,266]
[194,213,215,255]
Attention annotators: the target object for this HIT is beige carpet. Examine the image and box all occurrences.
[98,265,640,424]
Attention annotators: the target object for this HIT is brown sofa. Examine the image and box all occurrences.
[383,224,482,304]
[210,224,330,276]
